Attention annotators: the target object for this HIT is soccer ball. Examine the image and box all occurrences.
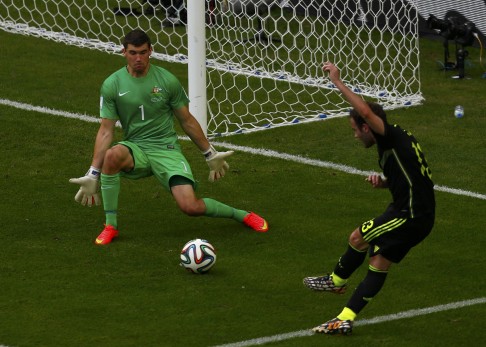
[180,238,217,274]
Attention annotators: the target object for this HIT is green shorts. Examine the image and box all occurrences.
[118,140,195,191]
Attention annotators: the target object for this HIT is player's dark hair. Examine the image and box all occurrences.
[350,102,387,129]
[123,29,152,49]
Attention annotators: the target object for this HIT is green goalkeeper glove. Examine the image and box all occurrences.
[69,166,101,206]
[203,145,234,182]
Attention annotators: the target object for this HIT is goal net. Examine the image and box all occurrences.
[0,0,422,138]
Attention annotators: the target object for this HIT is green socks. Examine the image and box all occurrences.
[99,178,248,229]
[101,173,120,228]
[202,198,248,222]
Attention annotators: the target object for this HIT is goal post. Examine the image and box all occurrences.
[187,0,208,135]
[0,0,423,138]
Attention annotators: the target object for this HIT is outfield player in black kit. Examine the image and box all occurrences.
[303,62,435,335]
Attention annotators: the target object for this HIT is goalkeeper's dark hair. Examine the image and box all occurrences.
[123,29,152,49]
[350,102,387,130]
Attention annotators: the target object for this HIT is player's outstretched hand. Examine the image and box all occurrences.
[365,174,388,189]
[69,167,101,206]
[203,145,234,182]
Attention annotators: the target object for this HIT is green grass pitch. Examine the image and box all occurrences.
[0,28,485,347]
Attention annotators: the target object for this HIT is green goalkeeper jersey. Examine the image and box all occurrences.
[99,64,189,151]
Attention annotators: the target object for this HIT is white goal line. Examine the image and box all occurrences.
[211,141,486,201]
[1,97,485,201]
[212,297,486,347]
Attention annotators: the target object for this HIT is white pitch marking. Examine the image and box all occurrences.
[213,297,486,347]
[0,98,100,124]
[2,103,486,345]
[211,141,486,201]
[2,98,486,201]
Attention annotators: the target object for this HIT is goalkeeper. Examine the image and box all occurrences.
[69,29,268,245]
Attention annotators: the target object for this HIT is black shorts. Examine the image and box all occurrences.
[359,206,435,263]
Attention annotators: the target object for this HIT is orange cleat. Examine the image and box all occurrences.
[243,212,268,232]
[95,225,119,245]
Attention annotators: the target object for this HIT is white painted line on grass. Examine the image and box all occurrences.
[212,141,486,201]
[432,185,486,201]
[213,297,486,347]
[0,98,100,124]
[212,141,377,176]
[2,98,486,201]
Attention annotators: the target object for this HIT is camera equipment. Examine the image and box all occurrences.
[427,14,477,78]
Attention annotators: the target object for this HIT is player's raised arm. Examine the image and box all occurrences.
[323,62,385,136]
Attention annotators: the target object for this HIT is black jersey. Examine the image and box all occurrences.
[375,123,435,218]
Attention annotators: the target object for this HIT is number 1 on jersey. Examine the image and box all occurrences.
[139,105,145,120]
